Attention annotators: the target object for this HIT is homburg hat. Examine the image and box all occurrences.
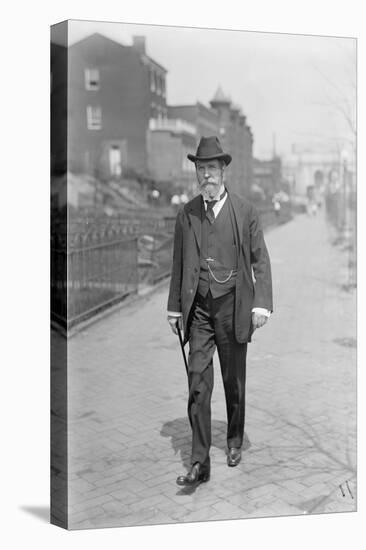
[187,136,232,166]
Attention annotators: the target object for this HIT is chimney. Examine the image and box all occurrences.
[132,36,146,55]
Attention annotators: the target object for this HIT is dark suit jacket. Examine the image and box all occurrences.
[167,191,273,344]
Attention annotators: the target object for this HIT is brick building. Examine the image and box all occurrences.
[52,31,256,202]
[164,89,254,198]
[147,118,197,193]
[147,101,221,193]
[67,33,168,179]
[168,102,219,139]
[209,87,254,197]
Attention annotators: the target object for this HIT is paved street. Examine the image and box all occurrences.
[62,211,356,529]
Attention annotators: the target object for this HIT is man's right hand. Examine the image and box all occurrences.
[167,315,183,335]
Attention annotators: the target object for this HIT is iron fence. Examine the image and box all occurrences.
[51,202,292,330]
[51,232,138,329]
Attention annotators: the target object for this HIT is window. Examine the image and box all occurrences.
[85,68,100,90]
[86,106,102,130]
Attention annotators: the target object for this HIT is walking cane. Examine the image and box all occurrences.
[177,326,188,377]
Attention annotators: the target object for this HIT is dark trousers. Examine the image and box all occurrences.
[187,290,248,467]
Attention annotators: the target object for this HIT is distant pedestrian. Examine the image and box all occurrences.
[171,194,180,212]
[167,136,273,486]
[307,199,318,216]
[180,192,188,204]
[273,198,281,218]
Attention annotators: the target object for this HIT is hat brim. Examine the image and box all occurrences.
[187,152,232,166]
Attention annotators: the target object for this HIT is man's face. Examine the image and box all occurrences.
[195,159,224,201]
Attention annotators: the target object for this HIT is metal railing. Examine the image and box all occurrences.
[51,231,138,329]
[51,203,292,330]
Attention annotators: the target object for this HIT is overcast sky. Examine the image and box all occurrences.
[62,19,356,159]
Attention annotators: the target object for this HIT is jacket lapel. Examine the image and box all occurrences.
[187,195,203,251]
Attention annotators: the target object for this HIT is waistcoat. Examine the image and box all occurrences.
[198,198,238,298]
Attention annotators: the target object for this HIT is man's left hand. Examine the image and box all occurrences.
[252,312,268,330]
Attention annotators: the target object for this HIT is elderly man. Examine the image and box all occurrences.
[167,136,273,486]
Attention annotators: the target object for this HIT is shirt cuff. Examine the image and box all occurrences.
[167,311,182,317]
[252,307,271,318]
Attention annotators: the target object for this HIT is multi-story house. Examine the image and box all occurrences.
[164,90,254,198]
[52,31,255,201]
[147,118,197,193]
[209,87,254,197]
[167,102,220,139]
[67,33,168,180]
[147,101,220,192]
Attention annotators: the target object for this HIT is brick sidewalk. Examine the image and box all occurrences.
[63,212,356,529]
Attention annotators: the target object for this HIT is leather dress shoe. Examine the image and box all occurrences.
[176,462,210,486]
[227,447,242,467]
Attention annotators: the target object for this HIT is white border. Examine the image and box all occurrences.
[2,1,363,548]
